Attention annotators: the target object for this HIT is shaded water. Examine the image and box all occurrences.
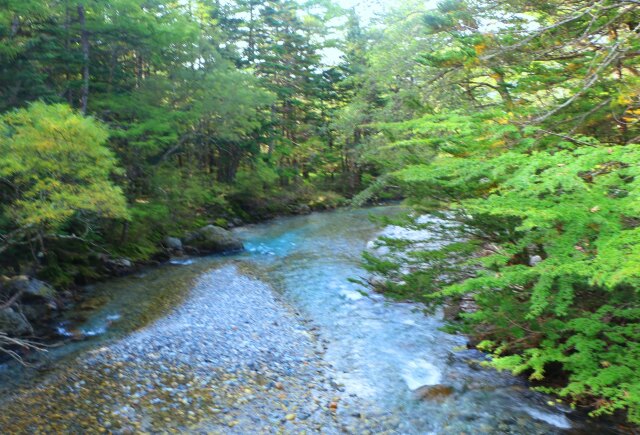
[0,206,619,433]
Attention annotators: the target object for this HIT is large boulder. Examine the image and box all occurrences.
[0,308,33,336]
[1,275,56,302]
[12,276,56,301]
[0,276,58,326]
[97,255,135,276]
[184,225,243,255]
[163,236,183,252]
[0,275,56,300]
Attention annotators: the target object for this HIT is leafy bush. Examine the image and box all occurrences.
[0,103,127,266]
[353,0,640,423]
[366,114,640,422]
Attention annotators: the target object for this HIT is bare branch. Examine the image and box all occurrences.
[0,288,23,310]
[530,22,637,124]
[0,332,47,366]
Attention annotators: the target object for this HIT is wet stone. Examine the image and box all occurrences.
[413,384,455,402]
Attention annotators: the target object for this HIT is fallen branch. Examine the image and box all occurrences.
[0,332,47,366]
[0,288,23,310]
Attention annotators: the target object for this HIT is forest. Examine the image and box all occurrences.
[1,0,639,428]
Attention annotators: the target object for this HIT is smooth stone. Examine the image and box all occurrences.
[413,384,455,401]
[183,225,243,254]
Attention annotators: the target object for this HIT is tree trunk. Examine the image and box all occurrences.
[269,105,277,154]
[78,4,90,115]
[120,221,129,244]
[10,15,19,37]
[64,1,72,104]
[248,2,256,63]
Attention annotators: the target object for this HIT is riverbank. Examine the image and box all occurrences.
[0,266,397,433]
[0,206,621,433]
[0,187,352,349]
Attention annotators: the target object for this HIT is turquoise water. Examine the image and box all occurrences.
[1,206,618,433]
[235,207,598,434]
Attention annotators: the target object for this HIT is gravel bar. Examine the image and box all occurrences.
[0,265,398,433]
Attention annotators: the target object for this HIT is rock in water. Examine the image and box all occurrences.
[184,225,244,255]
[294,204,311,215]
[413,384,454,402]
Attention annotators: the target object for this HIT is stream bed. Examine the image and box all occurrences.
[0,207,620,433]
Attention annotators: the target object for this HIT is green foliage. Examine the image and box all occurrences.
[354,0,640,424]
[3,0,637,425]
[421,142,640,421]
[112,168,233,260]
[234,160,280,198]
[0,0,357,287]
[0,103,127,252]
[307,191,347,210]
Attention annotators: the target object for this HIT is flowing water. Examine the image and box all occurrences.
[234,207,587,434]
[0,206,620,433]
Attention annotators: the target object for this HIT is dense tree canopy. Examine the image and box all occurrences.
[0,0,357,275]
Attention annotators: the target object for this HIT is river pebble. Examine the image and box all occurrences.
[0,266,396,433]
